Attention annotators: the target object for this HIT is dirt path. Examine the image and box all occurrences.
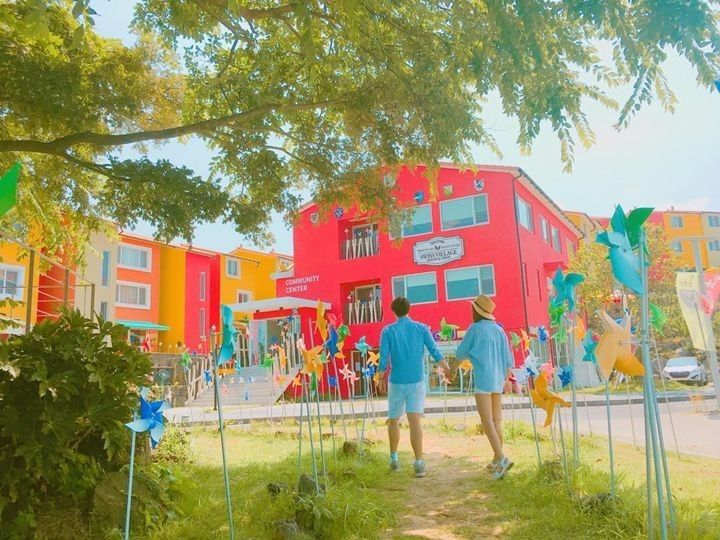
[381,429,504,539]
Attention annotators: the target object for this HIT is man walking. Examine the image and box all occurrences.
[377,297,449,477]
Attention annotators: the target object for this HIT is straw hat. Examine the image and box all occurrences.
[470,295,496,320]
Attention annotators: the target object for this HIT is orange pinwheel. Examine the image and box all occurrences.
[367,351,380,367]
[335,340,346,360]
[595,312,644,379]
[315,300,328,341]
[301,345,325,378]
[458,359,473,373]
[574,316,587,342]
[292,376,302,388]
[530,373,570,427]
[277,347,287,370]
[520,329,531,352]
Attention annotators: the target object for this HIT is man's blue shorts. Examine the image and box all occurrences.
[388,381,426,419]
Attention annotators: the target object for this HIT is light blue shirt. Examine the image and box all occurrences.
[456,320,513,393]
[379,316,443,384]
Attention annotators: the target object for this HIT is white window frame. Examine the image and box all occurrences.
[236,289,252,303]
[115,280,151,310]
[671,240,683,253]
[439,194,490,231]
[0,264,25,301]
[199,308,207,338]
[566,239,576,257]
[390,204,433,239]
[99,301,109,320]
[670,215,684,229]
[444,264,496,301]
[709,240,720,252]
[226,257,240,278]
[117,243,152,272]
[708,215,720,228]
[551,226,562,252]
[199,271,207,301]
[391,271,438,305]
[516,195,534,232]
[540,216,550,243]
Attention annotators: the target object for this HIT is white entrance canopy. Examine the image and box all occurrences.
[227,296,331,313]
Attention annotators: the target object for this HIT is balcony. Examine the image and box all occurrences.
[345,298,383,325]
[341,223,379,260]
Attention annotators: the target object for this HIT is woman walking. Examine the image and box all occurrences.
[456,295,514,479]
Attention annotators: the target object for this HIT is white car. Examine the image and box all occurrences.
[662,357,707,385]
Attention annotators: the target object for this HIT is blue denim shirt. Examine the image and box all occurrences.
[379,316,443,384]
[456,320,513,393]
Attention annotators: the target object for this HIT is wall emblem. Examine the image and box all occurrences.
[383,173,396,188]
[310,212,319,224]
[442,185,453,197]
[334,207,344,219]
[413,236,465,266]
[474,178,485,191]
[414,191,424,204]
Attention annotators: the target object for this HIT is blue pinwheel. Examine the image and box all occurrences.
[218,304,237,365]
[203,369,212,383]
[125,395,168,448]
[559,364,574,387]
[328,375,339,388]
[325,325,340,357]
[355,336,372,356]
[550,268,584,313]
[582,332,598,363]
[595,206,653,295]
[363,364,377,379]
[538,326,549,342]
[524,353,540,377]
[414,191,424,203]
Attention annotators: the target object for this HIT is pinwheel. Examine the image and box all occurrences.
[549,303,565,328]
[262,354,274,369]
[559,365,574,387]
[520,329,531,352]
[203,369,212,383]
[296,337,307,352]
[537,326,549,342]
[237,376,245,384]
[540,362,555,380]
[524,352,540,377]
[530,373,570,427]
[337,324,351,341]
[328,375,339,388]
[363,364,377,379]
[439,317,459,341]
[301,345,325,378]
[315,300,328,341]
[582,333,598,363]
[339,364,359,384]
[355,336,371,356]
[292,376,302,388]
[218,305,237,365]
[552,325,568,344]
[649,303,668,335]
[510,332,521,350]
[596,206,653,295]
[595,311,644,379]
[274,372,286,385]
[180,350,191,370]
[0,162,20,217]
[277,347,287,370]
[325,325,340,357]
[511,367,529,385]
[367,351,380,367]
[550,268,585,313]
[244,391,249,401]
[458,359,473,373]
[327,313,338,327]
[247,376,254,384]
[125,395,168,448]
[574,317,587,342]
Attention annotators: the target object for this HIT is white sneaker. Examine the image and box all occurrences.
[492,456,513,480]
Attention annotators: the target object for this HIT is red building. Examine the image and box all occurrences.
[241,164,582,394]
[183,249,221,354]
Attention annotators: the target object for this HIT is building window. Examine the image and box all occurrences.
[226,257,240,277]
[566,240,576,258]
[116,282,150,309]
[709,215,720,227]
[540,217,550,243]
[199,308,206,338]
[444,265,495,300]
[0,265,23,301]
[536,269,542,300]
[516,195,533,231]
[440,194,489,230]
[99,301,108,320]
[101,250,110,286]
[392,205,433,238]
[709,240,720,252]
[392,272,438,304]
[236,290,252,303]
[670,215,684,228]
[199,272,206,301]
[671,240,683,253]
[117,244,151,271]
[551,227,562,252]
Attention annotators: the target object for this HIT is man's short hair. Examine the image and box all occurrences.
[391,297,410,317]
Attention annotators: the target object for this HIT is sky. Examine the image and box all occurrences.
[92,2,720,256]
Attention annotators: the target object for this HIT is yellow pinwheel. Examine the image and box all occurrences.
[367,351,380,367]
[301,345,325,378]
[315,300,328,341]
[530,373,570,427]
[458,359,473,374]
[595,312,644,380]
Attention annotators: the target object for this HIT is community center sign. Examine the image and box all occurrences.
[413,236,464,266]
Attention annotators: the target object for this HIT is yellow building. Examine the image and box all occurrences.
[220,247,293,312]
[702,211,720,268]
[0,238,41,334]
[158,243,187,352]
[662,211,709,269]
[564,211,603,246]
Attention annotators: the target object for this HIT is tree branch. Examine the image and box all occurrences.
[0,100,338,156]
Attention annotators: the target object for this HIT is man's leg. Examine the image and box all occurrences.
[407,413,423,461]
[387,383,404,468]
[388,418,400,454]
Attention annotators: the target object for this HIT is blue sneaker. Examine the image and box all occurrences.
[390,459,401,472]
[414,460,426,478]
[492,456,513,480]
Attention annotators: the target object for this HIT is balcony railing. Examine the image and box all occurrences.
[342,231,379,259]
[346,299,382,325]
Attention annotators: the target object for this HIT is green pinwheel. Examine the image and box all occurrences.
[550,268,584,313]
[337,324,351,341]
[439,317,459,341]
[218,304,237,365]
[548,303,566,328]
[596,205,653,295]
[649,303,668,335]
[510,332,521,349]
[0,162,20,217]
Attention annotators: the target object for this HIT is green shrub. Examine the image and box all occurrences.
[152,425,194,465]
[0,309,152,537]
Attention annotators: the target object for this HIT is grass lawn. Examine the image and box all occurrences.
[580,378,702,396]
[35,416,720,539]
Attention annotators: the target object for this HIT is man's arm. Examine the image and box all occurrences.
[422,324,443,363]
[378,326,390,373]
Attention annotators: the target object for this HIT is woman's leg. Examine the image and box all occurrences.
[491,393,503,449]
[475,393,503,462]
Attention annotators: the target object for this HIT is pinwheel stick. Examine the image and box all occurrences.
[212,343,236,540]
[323,366,339,469]
[302,376,321,495]
[123,427,137,540]
[358,352,370,456]
[556,398,571,490]
[604,380,616,499]
[526,381,542,467]
[312,373,329,488]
